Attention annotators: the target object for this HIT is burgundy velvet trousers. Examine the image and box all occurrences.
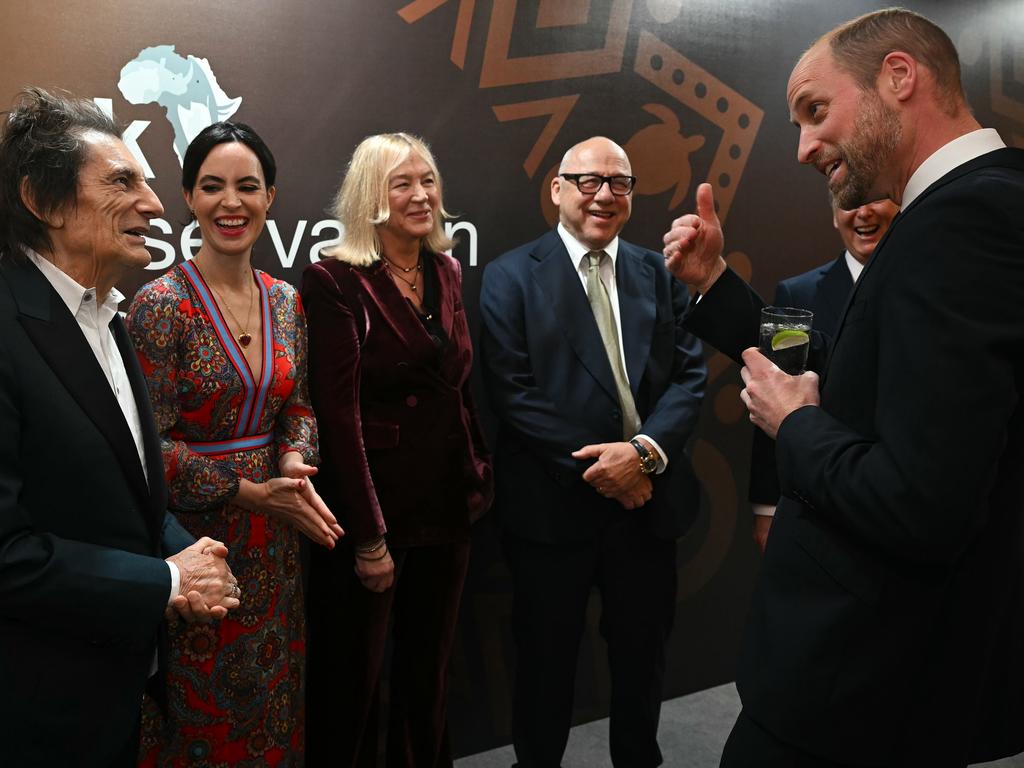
[305,539,471,768]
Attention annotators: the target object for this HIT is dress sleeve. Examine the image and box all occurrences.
[273,283,318,466]
[126,280,240,512]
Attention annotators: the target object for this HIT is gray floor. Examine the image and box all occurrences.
[456,683,1024,768]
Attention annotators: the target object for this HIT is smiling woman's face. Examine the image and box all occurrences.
[184,140,275,260]
[378,153,439,250]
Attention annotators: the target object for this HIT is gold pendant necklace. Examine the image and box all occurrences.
[197,260,256,347]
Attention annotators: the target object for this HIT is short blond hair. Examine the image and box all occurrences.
[325,132,453,266]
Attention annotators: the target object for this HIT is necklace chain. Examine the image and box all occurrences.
[383,254,422,294]
[382,254,422,274]
[195,258,256,347]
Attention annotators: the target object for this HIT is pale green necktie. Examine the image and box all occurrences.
[586,251,640,439]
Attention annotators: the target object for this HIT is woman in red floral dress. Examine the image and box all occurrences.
[127,122,342,766]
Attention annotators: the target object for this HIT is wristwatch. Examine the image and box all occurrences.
[629,438,658,475]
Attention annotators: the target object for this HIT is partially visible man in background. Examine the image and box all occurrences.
[749,198,897,551]
[0,87,239,767]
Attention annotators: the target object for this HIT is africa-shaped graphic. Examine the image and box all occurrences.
[118,45,241,166]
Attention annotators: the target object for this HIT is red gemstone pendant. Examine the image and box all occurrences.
[238,333,252,347]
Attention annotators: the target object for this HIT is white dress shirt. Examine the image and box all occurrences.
[556,223,668,470]
[26,249,178,602]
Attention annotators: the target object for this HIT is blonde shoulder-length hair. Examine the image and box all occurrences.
[323,132,453,266]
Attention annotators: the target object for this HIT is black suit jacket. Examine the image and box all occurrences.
[0,257,194,767]
[480,229,707,543]
[688,148,1024,765]
[749,253,853,505]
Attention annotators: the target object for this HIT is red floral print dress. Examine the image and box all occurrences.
[127,261,316,767]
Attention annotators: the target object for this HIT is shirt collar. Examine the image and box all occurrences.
[844,250,865,283]
[25,247,125,319]
[557,222,620,272]
[900,128,1006,210]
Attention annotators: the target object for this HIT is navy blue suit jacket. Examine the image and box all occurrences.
[0,256,194,767]
[749,253,853,505]
[480,229,706,543]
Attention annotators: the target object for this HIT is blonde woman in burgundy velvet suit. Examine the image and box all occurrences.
[301,133,493,768]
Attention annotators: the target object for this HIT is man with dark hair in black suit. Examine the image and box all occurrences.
[0,87,240,768]
[664,8,1024,767]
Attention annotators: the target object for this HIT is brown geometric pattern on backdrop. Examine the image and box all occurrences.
[398,1,763,227]
[479,0,633,87]
[492,95,580,178]
[398,0,476,69]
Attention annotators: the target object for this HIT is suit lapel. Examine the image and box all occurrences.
[8,258,151,507]
[360,260,436,360]
[530,231,620,404]
[615,242,656,397]
[815,254,854,337]
[111,314,167,535]
[430,250,457,342]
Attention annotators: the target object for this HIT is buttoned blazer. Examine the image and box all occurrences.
[749,253,853,505]
[479,229,707,543]
[0,256,193,767]
[687,148,1024,765]
[302,251,493,548]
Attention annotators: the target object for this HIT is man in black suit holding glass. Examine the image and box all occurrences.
[664,9,1024,767]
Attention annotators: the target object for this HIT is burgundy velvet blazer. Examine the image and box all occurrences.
[301,252,493,548]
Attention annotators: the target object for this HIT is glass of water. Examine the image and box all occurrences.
[759,307,812,375]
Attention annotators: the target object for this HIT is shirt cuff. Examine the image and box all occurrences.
[752,504,777,517]
[634,434,668,474]
[167,561,180,605]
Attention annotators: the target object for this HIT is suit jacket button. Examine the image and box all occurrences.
[406,395,418,407]
[611,409,621,420]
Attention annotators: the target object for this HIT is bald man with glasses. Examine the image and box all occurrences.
[480,136,707,768]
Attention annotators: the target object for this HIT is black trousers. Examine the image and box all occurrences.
[504,517,677,768]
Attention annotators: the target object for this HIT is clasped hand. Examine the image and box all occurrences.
[236,454,344,548]
[165,536,239,623]
[572,441,652,510]
[739,348,820,439]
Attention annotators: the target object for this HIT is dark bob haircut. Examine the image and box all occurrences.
[0,87,121,261]
[181,121,277,191]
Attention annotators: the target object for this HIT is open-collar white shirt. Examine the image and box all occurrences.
[26,249,177,603]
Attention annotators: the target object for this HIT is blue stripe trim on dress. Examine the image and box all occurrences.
[186,430,275,455]
[179,260,257,438]
[245,274,274,436]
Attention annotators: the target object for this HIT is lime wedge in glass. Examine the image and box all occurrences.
[771,329,809,350]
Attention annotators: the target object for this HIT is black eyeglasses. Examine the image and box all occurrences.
[559,173,637,196]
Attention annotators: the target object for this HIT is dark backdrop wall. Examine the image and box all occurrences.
[3,0,1021,756]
